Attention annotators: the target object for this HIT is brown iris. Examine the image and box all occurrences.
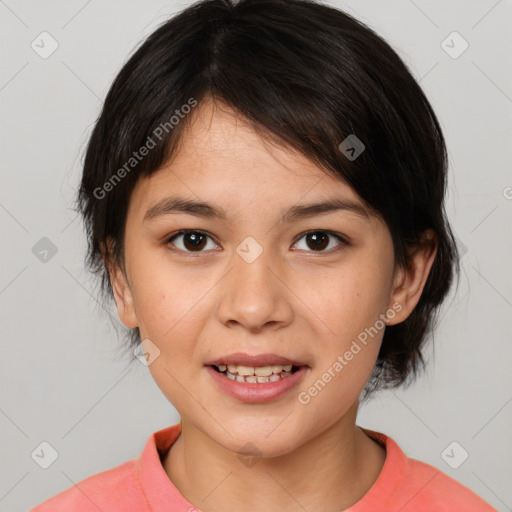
[304,232,330,251]
[182,231,208,251]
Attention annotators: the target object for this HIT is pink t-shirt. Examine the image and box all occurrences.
[30,423,497,511]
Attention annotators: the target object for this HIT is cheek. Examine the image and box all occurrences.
[302,259,391,408]
[128,248,214,340]
[298,262,390,345]
[295,346,378,436]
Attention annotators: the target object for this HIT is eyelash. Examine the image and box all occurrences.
[165,229,348,255]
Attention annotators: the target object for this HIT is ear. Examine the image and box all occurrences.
[101,239,138,329]
[386,229,438,326]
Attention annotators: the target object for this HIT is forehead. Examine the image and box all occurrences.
[129,98,369,221]
[173,99,331,178]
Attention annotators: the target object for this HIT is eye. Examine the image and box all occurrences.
[166,229,348,254]
[292,230,347,253]
[166,230,219,253]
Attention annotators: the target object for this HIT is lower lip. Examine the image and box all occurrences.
[205,365,308,404]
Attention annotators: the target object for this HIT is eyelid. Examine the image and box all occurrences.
[166,229,220,253]
[292,230,348,253]
[165,229,348,254]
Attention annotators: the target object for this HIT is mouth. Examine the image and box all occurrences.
[205,362,309,403]
[209,363,303,384]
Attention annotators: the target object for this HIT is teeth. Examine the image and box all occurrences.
[255,366,273,377]
[237,365,255,376]
[213,363,301,384]
[218,364,294,376]
[221,369,293,383]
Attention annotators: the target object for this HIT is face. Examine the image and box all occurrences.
[109,98,429,457]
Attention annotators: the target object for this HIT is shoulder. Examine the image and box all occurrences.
[396,455,497,511]
[28,458,148,512]
[360,429,498,512]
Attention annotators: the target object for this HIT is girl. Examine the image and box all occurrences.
[31,0,497,509]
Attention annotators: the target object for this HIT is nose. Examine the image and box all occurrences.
[215,246,294,332]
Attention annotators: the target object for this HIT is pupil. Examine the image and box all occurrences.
[307,232,328,251]
[185,232,206,251]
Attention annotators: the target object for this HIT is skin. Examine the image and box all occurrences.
[106,97,437,512]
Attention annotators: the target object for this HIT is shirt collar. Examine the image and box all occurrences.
[347,428,405,510]
[138,423,405,511]
[138,422,189,510]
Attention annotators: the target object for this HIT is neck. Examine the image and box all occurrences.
[163,403,386,512]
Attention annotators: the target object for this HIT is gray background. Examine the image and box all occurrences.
[1,0,511,510]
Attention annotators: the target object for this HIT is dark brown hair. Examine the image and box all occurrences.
[76,0,460,396]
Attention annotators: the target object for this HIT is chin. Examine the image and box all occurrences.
[210,422,303,459]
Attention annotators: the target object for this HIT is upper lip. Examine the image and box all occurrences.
[204,352,308,367]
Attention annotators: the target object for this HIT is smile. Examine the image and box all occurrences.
[211,364,300,383]
[206,364,308,403]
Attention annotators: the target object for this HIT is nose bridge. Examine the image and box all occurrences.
[216,238,293,330]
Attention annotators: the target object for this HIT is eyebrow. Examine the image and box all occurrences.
[143,195,371,223]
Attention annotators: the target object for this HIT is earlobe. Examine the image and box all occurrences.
[111,267,139,329]
[101,241,139,329]
[386,230,438,326]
